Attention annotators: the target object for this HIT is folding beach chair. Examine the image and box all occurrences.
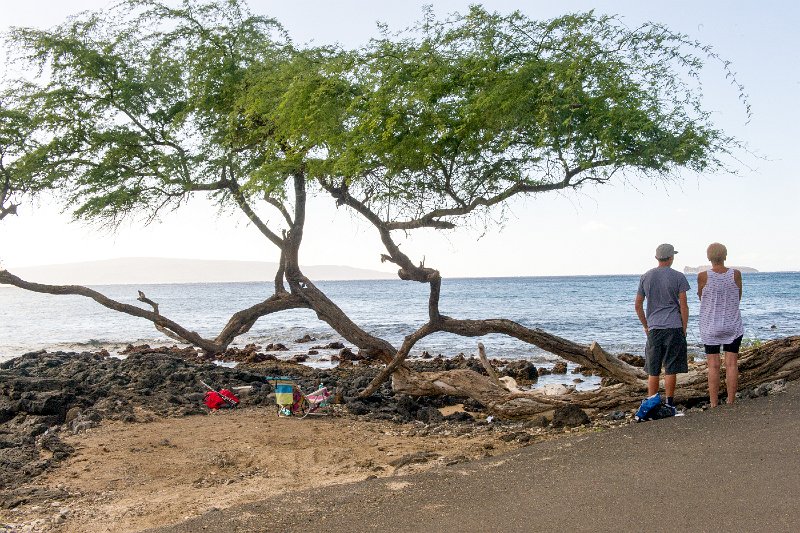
[265,376,332,418]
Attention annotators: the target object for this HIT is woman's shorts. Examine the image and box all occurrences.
[704,334,744,355]
[645,328,688,376]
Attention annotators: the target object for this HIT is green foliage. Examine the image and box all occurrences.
[306,6,743,224]
[0,87,57,219]
[2,1,745,233]
[3,0,290,226]
[741,337,763,350]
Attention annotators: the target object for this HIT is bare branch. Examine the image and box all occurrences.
[0,269,220,352]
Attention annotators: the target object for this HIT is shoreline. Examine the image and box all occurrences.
[0,347,794,532]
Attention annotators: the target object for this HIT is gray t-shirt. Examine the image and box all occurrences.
[637,267,690,330]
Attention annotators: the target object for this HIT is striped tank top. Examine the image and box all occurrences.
[699,269,744,345]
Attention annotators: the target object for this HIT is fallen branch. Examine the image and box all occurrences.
[0,269,307,354]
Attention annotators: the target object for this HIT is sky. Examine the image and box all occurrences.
[0,0,798,278]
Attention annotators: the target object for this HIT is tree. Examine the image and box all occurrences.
[2,1,792,416]
[0,89,54,221]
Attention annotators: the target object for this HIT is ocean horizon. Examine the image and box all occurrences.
[2,272,798,368]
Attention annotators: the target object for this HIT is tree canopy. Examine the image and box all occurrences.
[0,0,755,414]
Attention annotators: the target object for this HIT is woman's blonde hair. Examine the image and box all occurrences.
[707,242,727,264]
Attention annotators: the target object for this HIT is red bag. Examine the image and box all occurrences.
[204,389,240,410]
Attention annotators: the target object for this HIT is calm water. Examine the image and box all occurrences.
[1,273,798,366]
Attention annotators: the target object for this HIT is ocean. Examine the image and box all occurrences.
[1,272,798,368]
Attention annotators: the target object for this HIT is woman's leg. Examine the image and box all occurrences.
[707,353,721,407]
[724,351,739,404]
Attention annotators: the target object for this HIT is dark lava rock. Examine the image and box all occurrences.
[292,354,309,363]
[443,411,474,423]
[551,404,590,428]
[504,361,538,382]
[294,334,317,343]
[325,342,345,350]
[551,361,568,374]
[0,350,274,491]
[618,353,645,368]
[264,343,289,352]
[417,406,444,424]
[339,348,363,362]
[38,433,74,461]
[523,416,549,428]
[346,400,371,416]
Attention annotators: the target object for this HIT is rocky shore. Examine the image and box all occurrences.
[0,347,790,532]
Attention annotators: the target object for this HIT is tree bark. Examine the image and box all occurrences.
[390,336,800,418]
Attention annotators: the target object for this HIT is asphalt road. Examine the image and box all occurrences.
[148,381,800,533]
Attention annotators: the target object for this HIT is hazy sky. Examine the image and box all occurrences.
[1,1,798,277]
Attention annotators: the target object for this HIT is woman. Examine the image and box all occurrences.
[697,243,744,407]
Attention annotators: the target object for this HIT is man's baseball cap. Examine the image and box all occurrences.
[656,243,678,260]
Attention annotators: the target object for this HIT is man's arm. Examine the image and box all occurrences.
[679,291,689,334]
[635,293,648,333]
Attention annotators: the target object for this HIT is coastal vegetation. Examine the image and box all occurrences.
[2,0,795,415]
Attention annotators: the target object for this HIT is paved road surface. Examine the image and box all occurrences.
[149,382,800,532]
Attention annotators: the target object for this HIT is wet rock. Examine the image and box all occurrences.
[294,334,316,343]
[339,348,363,362]
[307,350,319,356]
[324,342,345,350]
[551,361,568,374]
[504,361,538,382]
[264,343,288,351]
[572,366,595,376]
[617,353,645,368]
[551,404,590,428]
[292,354,309,363]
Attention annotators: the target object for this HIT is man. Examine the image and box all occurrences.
[635,243,690,408]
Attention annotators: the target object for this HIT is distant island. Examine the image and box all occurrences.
[684,265,759,274]
[8,257,397,285]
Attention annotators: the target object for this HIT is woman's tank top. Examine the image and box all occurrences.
[699,268,744,345]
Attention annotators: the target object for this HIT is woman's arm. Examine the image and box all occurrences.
[697,270,707,300]
[734,269,743,300]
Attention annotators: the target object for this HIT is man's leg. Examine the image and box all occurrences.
[724,352,739,404]
[664,374,677,399]
[648,375,660,396]
[707,354,721,407]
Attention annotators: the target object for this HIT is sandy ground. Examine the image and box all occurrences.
[1,404,562,533]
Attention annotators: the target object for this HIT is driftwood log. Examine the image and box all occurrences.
[390,336,800,418]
